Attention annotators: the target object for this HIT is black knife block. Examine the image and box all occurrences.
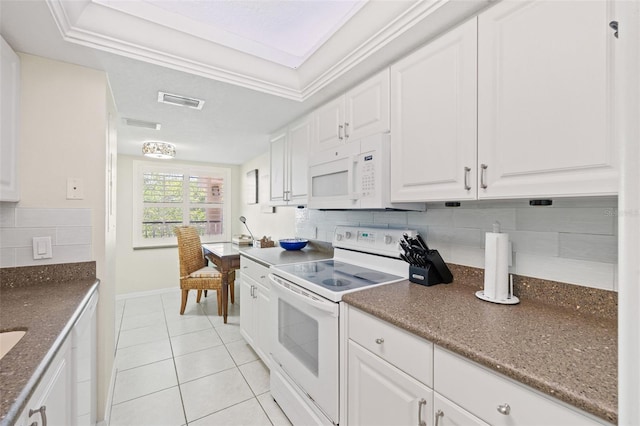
[408,249,453,287]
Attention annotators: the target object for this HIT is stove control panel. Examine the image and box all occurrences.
[333,226,418,258]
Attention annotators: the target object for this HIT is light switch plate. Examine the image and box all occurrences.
[33,236,53,259]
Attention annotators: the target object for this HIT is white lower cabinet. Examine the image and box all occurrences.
[434,347,606,426]
[347,340,432,426]
[239,256,271,366]
[345,307,608,426]
[17,339,73,426]
[434,392,489,426]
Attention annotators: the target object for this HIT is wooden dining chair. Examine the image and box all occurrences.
[174,226,225,315]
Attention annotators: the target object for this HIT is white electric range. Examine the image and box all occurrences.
[268,226,417,426]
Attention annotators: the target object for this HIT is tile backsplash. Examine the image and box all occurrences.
[0,206,92,267]
[295,197,618,291]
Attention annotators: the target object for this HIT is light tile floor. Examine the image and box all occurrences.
[111,289,292,426]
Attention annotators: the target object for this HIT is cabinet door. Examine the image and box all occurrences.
[390,18,478,202]
[313,96,345,153]
[287,116,311,203]
[19,339,72,426]
[255,284,271,367]
[345,69,390,142]
[478,0,616,198]
[269,129,287,203]
[348,340,432,426]
[434,393,489,426]
[239,275,256,347]
[0,36,20,202]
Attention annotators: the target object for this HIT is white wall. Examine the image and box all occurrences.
[238,151,296,241]
[115,155,242,295]
[10,53,114,422]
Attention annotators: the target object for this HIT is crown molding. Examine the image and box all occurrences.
[45,0,485,102]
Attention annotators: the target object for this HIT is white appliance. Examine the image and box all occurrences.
[307,133,423,210]
[269,226,416,426]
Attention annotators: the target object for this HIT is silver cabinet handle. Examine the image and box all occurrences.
[338,124,344,140]
[480,164,488,189]
[497,403,511,415]
[29,406,47,426]
[418,398,427,426]
[464,166,471,190]
[435,409,444,426]
[344,122,350,139]
[375,338,384,344]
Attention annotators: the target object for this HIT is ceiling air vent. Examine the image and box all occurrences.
[157,91,205,110]
[123,118,161,130]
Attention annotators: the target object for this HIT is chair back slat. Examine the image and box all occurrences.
[174,226,205,277]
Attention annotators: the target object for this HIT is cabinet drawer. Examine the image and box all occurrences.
[434,347,605,426]
[348,306,433,387]
[240,256,269,287]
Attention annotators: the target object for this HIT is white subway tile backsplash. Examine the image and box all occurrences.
[507,231,559,256]
[16,208,91,227]
[297,197,618,291]
[0,248,16,267]
[515,207,615,235]
[453,208,516,230]
[0,228,57,248]
[15,244,92,266]
[514,253,615,290]
[56,226,92,245]
[559,233,617,263]
[0,206,16,227]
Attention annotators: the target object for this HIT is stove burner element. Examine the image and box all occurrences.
[322,278,351,287]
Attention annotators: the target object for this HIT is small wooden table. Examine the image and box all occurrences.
[202,243,241,324]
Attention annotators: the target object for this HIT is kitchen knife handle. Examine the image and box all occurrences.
[464,166,471,190]
[480,164,488,189]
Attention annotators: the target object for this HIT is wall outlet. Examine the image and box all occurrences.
[32,236,53,260]
[67,178,84,200]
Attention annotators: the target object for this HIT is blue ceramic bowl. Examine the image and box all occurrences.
[279,238,309,251]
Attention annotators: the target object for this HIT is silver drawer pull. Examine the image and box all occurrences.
[418,398,427,426]
[375,338,384,344]
[497,403,511,415]
[29,406,47,426]
[464,166,471,190]
[435,409,444,426]
[480,164,488,189]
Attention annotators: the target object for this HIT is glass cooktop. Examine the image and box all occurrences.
[272,259,403,295]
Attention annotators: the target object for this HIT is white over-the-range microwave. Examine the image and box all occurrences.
[307,133,424,210]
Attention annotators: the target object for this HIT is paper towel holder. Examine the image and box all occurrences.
[475,274,520,305]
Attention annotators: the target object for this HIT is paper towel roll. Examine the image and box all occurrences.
[483,232,509,301]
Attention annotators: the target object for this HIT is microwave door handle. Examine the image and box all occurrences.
[348,155,360,201]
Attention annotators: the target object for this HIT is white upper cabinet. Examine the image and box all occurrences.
[312,69,390,153]
[477,0,617,199]
[1,36,20,202]
[390,18,478,202]
[269,115,311,205]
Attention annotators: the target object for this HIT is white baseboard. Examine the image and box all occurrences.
[115,286,177,301]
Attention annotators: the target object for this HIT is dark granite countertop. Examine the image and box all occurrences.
[342,265,617,424]
[0,262,98,425]
[239,240,333,267]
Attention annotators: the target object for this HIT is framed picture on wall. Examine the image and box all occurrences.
[246,169,258,204]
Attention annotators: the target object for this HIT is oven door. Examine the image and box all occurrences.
[268,274,340,424]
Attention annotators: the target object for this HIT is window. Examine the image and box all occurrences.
[133,161,232,248]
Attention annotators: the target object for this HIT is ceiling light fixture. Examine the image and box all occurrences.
[157,91,205,110]
[142,141,176,159]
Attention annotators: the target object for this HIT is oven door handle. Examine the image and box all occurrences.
[269,274,339,317]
